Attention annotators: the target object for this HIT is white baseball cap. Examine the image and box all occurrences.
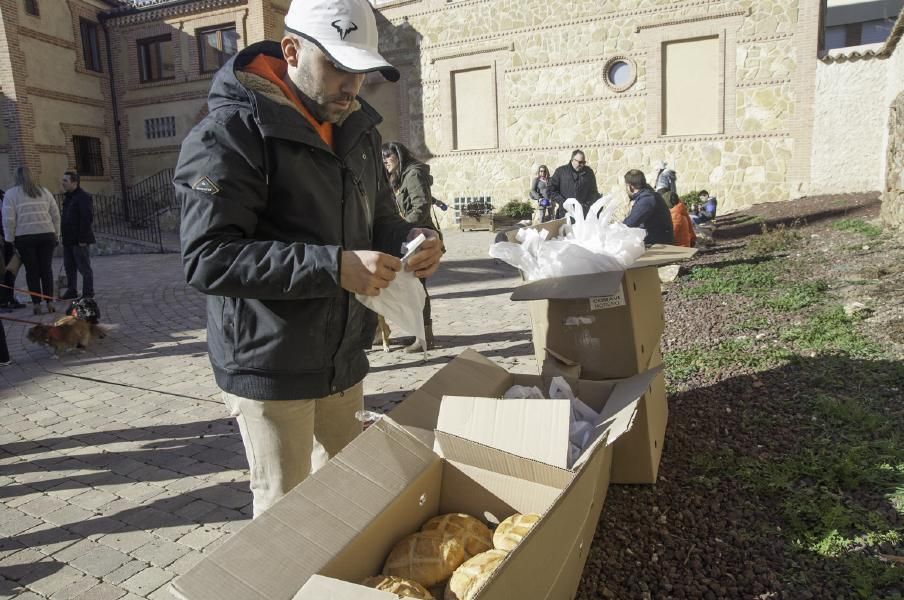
[285,0,400,82]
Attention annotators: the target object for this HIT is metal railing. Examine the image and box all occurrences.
[55,169,176,252]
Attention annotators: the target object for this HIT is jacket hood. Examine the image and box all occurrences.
[206,41,380,142]
[403,161,433,186]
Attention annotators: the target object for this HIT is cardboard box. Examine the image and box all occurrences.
[389,349,659,465]
[543,347,668,485]
[498,222,694,380]
[522,265,665,380]
[171,407,631,600]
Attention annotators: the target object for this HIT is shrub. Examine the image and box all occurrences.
[497,200,535,219]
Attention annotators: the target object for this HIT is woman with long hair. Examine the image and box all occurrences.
[530,164,553,222]
[381,142,437,352]
[2,166,60,314]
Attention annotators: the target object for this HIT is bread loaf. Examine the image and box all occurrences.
[383,531,467,588]
[443,549,508,600]
[361,575,435,599]
[420,513,493,558]
[493,513,541,551]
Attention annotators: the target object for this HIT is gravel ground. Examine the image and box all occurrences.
[576,194,904,600]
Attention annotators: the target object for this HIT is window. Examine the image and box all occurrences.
[451,67,496,150]
[80,19,102,73]
[138,35,175,83]
[144,116,176,139]
[603,56,637,92]
[825,18,895,49]
[198,25,238,74]
[24,0,38,16]
[662,36,720,136]
[73,136,104,176]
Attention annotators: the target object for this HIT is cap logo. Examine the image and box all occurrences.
[331,19,358,40]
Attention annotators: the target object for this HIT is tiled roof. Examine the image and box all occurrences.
[821,8,904,62]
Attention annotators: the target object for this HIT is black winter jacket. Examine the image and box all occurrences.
[61,187,95,246]
[547,165,600,215]
[175,42,412,401]
[624,187,675,246]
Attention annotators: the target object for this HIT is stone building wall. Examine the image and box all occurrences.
[370,0,810,228]
[883,89,904,228]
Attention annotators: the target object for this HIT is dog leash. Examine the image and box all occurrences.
[0,314,47,326]
[0,283,62,302]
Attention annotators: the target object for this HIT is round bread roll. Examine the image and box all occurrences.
[361,575,435,599]
[493,513,541,551]
[444,549,508,600]
[383,531,467,588]
[420,513,493,558]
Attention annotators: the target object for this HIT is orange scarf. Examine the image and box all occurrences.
[243,54,333,149]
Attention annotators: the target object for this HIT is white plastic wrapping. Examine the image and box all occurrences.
[489,195,646,281]
[356,234,427,351]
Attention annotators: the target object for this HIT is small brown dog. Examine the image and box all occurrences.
[27,315,106,355]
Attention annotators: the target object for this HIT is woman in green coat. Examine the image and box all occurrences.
[382,142,438,352]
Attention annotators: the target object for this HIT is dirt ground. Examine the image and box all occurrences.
[576,194,904,600]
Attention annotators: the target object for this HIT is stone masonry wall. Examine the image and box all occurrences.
[374,0,803,228]
[881,92,904,228]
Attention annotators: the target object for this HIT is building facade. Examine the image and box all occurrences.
[0,0,902,227]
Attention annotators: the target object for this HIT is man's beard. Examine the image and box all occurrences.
[291,69,354,124]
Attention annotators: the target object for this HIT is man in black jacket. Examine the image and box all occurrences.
[175,0,442,516]
[623,169,675,245]
[547,149,600,218]
[60,171,95,299]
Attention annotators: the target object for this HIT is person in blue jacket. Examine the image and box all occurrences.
[692,190,718,225]
[623,169,674,245]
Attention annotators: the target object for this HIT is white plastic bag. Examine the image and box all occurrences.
[489,194,646,281]
[503,385,545,400]
[356,235,427,348]
[548,376,601,467]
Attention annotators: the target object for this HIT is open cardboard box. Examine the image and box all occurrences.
[543,348,668,484]
[171,387,638,600]
[499,221,695,380]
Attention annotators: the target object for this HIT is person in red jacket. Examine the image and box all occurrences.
[667,194,696,248]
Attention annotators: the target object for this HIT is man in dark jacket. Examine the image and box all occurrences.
[175,0,442,516]
[623,169,675,245]
[60,171,95,299]
[547,149,600,218]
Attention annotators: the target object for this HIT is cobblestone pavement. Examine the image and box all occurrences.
[0,230,537,599]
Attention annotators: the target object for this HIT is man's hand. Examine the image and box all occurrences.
[404,228,443,278]
[340,250,401,296]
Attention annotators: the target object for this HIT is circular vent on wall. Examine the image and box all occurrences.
[603,56,637,92]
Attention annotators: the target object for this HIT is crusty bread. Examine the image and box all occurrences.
[383,531,467,588]
[443,549,508,600]
[420,513,493,558]
[492,513,541,551]
[361,575,435,599]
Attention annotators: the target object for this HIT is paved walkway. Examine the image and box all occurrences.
[0,230,537,600]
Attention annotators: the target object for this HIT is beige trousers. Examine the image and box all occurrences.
[224,382,364,518]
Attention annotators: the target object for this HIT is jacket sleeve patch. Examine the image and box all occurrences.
[192,176,221,195]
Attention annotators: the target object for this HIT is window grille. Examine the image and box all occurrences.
[144,116,177,139]
[73,136,104,176]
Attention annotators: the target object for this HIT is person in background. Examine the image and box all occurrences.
[60,171,96,299]
[547,149,600,218]
[623,169,674,245]
[654,161,678,197]
[666,193,696,248]
[382,141,438,353]
[0,189,25,311]
[692,190,718,225]
[529,164,554,222]
[175,0,441,517]
[2,166,60,315]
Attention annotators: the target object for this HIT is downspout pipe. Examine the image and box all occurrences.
[99,15,130,220]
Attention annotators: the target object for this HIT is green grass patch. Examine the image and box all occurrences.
[683,261,778,298]
[764,280,829,311]
[780,305,882,358]
[729,316,771,333]
[832,219,883,239]
[665,338,790,384]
